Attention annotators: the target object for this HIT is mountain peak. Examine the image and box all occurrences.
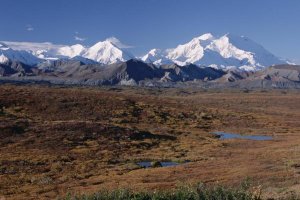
[0,47,41,65]
[104,37,132,49]
[71,44,86,48]
[148,49,162,55]
[197,33,214,41]
[0,54,9,64]
[142,33,288,70]
[91,40,115,49]
[105,36,120,43]
[83,39,133,64]
[0,34,289,70]
[141,48,173,66]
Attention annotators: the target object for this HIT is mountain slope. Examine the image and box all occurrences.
[141,49,173,65]
[159,63,225,82]
[209,65,300,89]
[166,33,215,66]
[206,34,285,71]
[83,40,133,64]
[142,33,288,71]
[0,59,34,76]
[1,39,134,65]
[0,58,299,89]
[249,64,300,82]
[0,42,42,65]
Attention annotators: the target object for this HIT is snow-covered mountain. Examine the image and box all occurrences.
[0,54,9,64]
[141,33,288,71]
[0,38,134,65]
[0,42,42,65]
[141,49,173,65]
[56,38,134,64]
[82,40,133,64]
[0,41,64,60]
[1,34,289,70]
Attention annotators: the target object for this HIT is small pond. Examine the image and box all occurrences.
[137,161,181,168]
[211,131,273,141]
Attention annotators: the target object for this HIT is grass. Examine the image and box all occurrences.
[1,85,300,199]
[64,183,262,200]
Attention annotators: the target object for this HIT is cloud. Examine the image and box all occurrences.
[74,36,86,41]
[26,24,34,31]
[1,41,64,52]
[106,37,133,48]
[74,31,87,41]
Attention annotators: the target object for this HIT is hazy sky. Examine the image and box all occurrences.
[0,0,299,62]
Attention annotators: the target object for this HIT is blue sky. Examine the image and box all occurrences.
[0,0,299,62]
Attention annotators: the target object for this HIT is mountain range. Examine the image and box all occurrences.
[0,57,299,89]
[141,33,289,71]
[0,33,291,71]
[0,33,299,89]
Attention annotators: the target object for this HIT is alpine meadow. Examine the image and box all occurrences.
[0,0,300,199]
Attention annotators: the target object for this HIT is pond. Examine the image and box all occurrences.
[137,161,181,168]
[211,131,273,141]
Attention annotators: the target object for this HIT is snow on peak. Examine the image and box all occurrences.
[83,40,133,64]
[0,49,41,65]
[104,37,133,49]
[142,33,216,66]
[0,34,288,70]
[141,33,287,71]
[0,54,9,64]
[207,34,256,65]
[141,49,173,66]
[0,42,42,65]
[197,33,214,41]
[149,48,162,55]
[141,49,162,61]
[166,33,215,65]
[0,41,64,60]
[0,38,134,65]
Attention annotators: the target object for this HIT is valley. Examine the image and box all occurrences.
[0,84,299,199]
